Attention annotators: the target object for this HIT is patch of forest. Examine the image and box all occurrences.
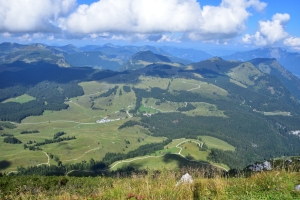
[24,131,76,151]
[0,81,83,122]
[99,86,119,97]
[3,136,22,144]
[0,62,121,122]
[20,130,39,134]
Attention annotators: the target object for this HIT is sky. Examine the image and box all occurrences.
[0,0,299,52]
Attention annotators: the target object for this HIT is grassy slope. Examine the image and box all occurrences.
[111,137,234,171]
[200,136,235,151]
[0,77,233,172]
[0,80,164,172]
[2,94,36,104]
[1,170,299,199]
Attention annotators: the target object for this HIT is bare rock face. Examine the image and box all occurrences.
[176,173,193,186]
[295,185,300,191]
[247,161,272,172]
[56,58,70,68]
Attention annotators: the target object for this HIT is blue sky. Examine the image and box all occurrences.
[0,0,299,51]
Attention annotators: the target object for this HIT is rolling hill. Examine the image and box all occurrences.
[119,50,177,71]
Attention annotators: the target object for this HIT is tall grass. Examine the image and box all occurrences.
[1,167,300,199]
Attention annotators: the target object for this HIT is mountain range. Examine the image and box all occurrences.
[223,47,300,78]
[1,42,299,77]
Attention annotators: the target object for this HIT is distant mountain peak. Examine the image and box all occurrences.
[222,47,300,77]
[209,57,223,61]
[64,44,76,48]
[103,43,118,48]
[131,50,171,63]
[31,43,46,48]
[119,50,173,71]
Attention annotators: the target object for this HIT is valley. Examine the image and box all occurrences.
[2,1,300,198]
[1,43,300,177]
[0,76,232,173]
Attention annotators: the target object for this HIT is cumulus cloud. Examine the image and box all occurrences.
[284,37,300,50]
[242,13,290,46]
[33,33,45,39]
[0,0,76,33]
[0,0,269,43]
[60,0,267,41]
[47,35,55,40]
[18,34,32,41]
[2,32,11,37]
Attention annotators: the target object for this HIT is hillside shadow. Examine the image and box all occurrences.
[0,61,96,89]
[162,153,211,169]
[0,160,12,170]
[113,162,145,172]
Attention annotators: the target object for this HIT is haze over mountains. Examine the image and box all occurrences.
[1,42,300,100]
[1,42,299,76]
[222,47,300,78]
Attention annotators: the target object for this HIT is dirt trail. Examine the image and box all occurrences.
[105,140,227,172]
[37,151,50,166]
[175,140,203,155]
[64,147,101,162]
[181,80,202,91]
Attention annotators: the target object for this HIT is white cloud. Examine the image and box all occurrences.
[246,0,267,12]
[242,13,290,46]
[242,32,268,46]
[18,34,32,41]
[284,37,300,50]
[0,0,76,33]
[0,0,269,43]
[47,35,55,40]
[259,13,289,43]
[2,32,11,37]
[60,0,267,41]
[33,33,44,39]
[89,33,109,39]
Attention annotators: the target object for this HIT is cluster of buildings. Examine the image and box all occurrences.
[96,116,121,124]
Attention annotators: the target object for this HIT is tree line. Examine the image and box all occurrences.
[20,130,39,134]
[3,136,22,144]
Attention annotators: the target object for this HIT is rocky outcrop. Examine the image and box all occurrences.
[246,161,272,172]
[176,173,193,186]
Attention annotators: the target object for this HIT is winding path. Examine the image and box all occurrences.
[15,120,97,126]
[37,151,50,166]
[64,147,101,162]
[181,80,202,91]
[126,110,132,118]
[82,139,228,174]
[176,140,203,155]
[7,151,50,175]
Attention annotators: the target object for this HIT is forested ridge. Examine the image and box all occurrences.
[0,61,120,122]
[0,81,83,122]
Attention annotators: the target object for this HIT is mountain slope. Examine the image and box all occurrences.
[0,44,70,67]
[64,51,122,70]
[49,44,82,53]
[120,50,176,71]
[250,58,300,100]
[0,42,26,57]
[222,47,300,77]
[161,46,213,62]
